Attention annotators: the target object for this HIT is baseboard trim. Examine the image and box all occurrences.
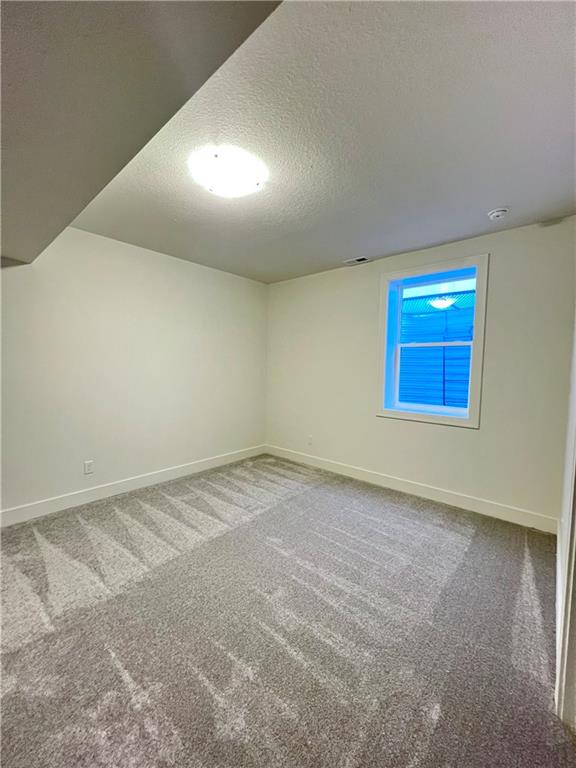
[266,445,558,534]
[1,445,267,528]
[2,443,558,535]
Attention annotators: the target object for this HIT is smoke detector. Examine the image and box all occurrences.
[343,256,372,266]
[487,208,509,222]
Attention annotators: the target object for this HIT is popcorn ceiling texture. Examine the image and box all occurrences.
[73,2,576,282]
[1,456,575,767]
[2,1,278,264]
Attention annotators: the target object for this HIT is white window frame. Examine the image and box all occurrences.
[377,253,489,429]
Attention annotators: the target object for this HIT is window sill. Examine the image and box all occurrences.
[376,408,480,429]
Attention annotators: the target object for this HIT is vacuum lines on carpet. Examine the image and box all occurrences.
[1,456,574,767]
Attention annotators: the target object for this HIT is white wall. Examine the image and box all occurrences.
[2,228,267,517]
[3,219,574,533]
[558,307,576,629]
[266,219,575,531]
[556,217,576,726]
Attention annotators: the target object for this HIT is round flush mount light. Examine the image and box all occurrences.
[429,296,456,310]
[187,144,269,198]
[487,207,509,222]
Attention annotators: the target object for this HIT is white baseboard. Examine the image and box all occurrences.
[2,443,558,535]
[267,445,558,534]
[1,445,267,528]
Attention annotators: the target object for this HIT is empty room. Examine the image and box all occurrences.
[2,1,576,766]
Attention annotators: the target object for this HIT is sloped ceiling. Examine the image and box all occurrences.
[74,1,575,283]
[1,0,279,265]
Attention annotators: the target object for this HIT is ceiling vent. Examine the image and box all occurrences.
[343,256,372,266]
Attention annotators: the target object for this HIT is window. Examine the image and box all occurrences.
[378,254,488,428]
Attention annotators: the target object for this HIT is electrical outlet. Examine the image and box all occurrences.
[83,460,94,475]
[307,435,313,448]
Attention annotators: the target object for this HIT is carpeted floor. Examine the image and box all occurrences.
[1,455,575,767]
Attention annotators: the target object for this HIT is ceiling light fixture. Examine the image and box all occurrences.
[429,296,456,310]
[487,207,509,222]
[188,144,268,198]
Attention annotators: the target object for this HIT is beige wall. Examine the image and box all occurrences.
[3,219,574,532]
[2,228,267,514]
[556,217,576,726]
[266,219,575,530]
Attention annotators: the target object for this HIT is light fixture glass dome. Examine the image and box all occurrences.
[187,144,269,198]
[428,296,457,310]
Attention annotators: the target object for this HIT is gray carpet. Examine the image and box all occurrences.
[1,455,574,767]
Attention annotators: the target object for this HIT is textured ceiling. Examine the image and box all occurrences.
[1,1,279,264]
[73,1,576,283]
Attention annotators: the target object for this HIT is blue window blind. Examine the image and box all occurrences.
[384,267,477,415]
[399,291,475,344]
[398,345,472,408]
